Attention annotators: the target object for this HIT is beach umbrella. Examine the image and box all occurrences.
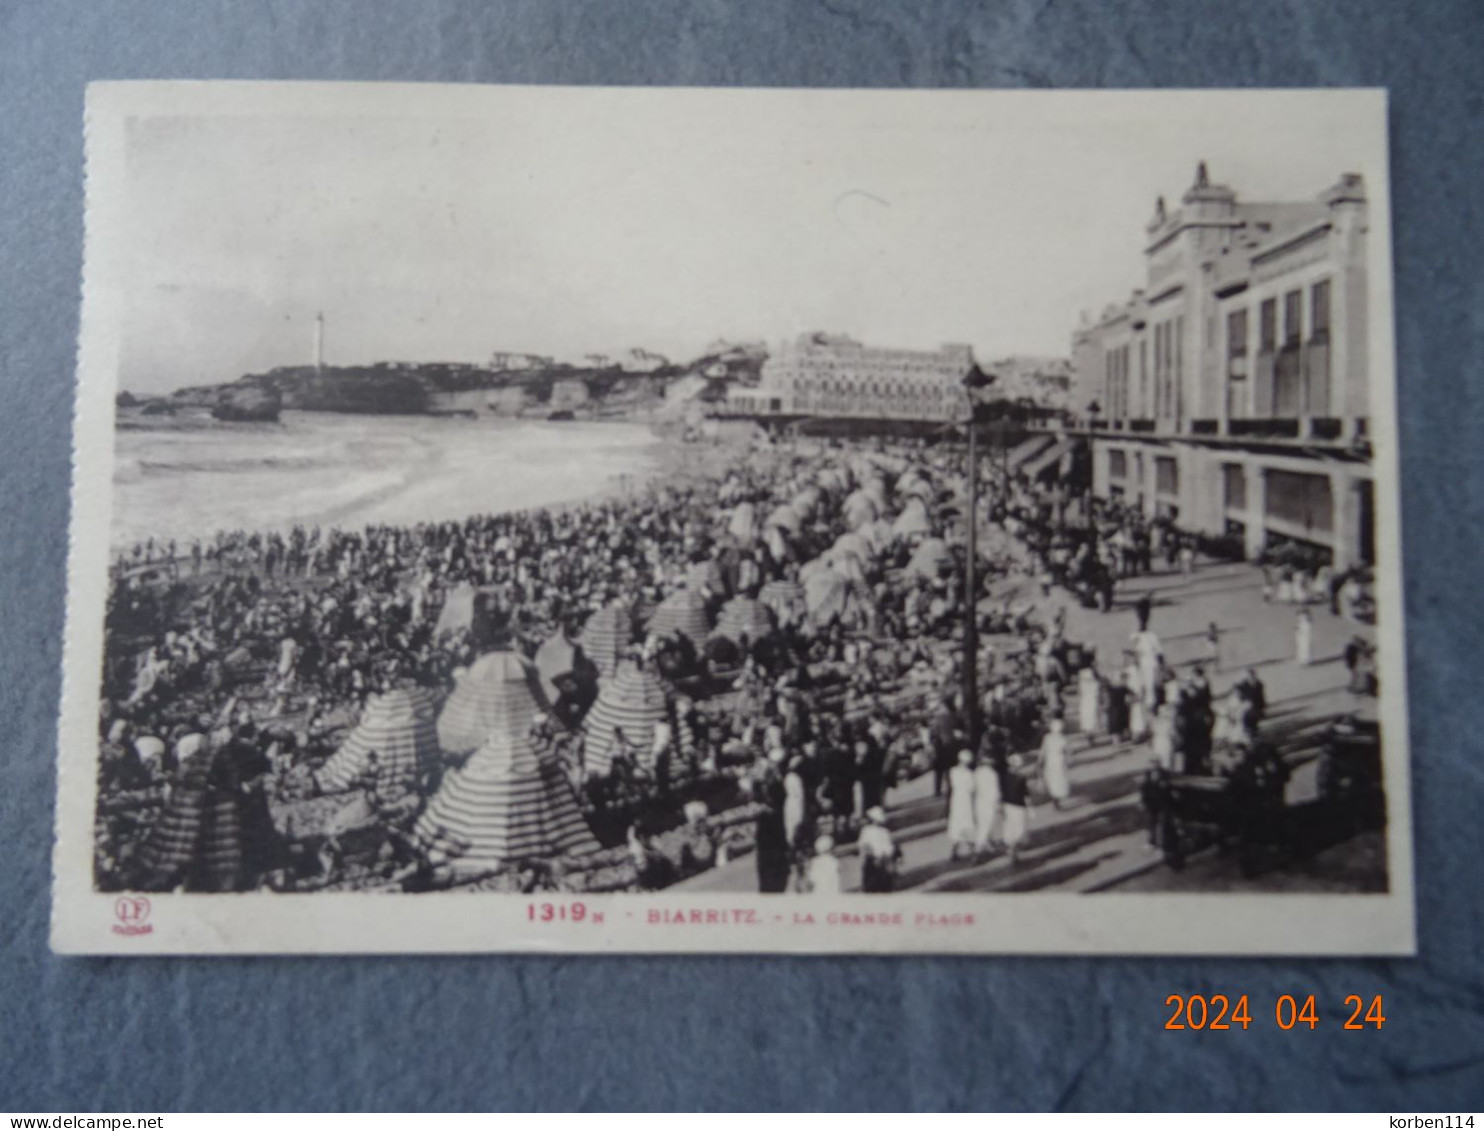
[416,734,599,877]
[765,503,802,534]
[647,587,711,644]
[907,537,953,580]
[578,600,635,679]
[317,686,442,795]
[433,583,478,637]
[713,594,777,644]
[437,651,547,760]
[727,502,759,544]
[892,498,933,539]
[581,661,672,776]
[758,577,807,629]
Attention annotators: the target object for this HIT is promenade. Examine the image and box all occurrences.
[678,554,1385,895]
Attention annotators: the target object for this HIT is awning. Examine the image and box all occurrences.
[1023,438,1079,481]
[1006,434,1056,469]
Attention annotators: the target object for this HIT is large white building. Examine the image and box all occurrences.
[1070,163,1374,568]
[726,332,975,422]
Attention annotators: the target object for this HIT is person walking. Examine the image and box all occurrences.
[947,749,978,861]
[972,751,1002,860]
[1295,609,1314,666]
[858,806,902,893]
[1040,717,1071,810]
[1077,666,1102,743]
[999,754,1032,866]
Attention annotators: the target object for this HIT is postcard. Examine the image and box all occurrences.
[55,82,1412,953]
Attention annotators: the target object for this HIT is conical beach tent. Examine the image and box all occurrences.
[317,686,441,794]
[647,587,711,643]
[437,652,546,760]
[713,594,776,644]
[582,661,672,776]
[415,735,599,876]
[758,578,807,628]
[579,600,635,678]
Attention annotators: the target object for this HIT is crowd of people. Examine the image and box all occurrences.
[94,425,1374,896]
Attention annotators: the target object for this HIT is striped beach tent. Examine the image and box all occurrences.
[436,651,547,760]
[133,749,212,890]
[581,661,672,777]
[415,735,599,876]
[758,577,807,628]
[713,594,776,644]
[647,587,711,643]
[579,600,635,678]
[317,687,442,795]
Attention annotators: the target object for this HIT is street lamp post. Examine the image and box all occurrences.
[960,364,996,753]
[965,416,979,752]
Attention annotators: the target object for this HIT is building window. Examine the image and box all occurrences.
[1155,456,1178,497]
[1259,298,1277,353]
[1265,470,1334,536]
[1227,308,1249,419]
[1311,279,1331,340]
[1222,463,1247,510]
[1306,278,1333,415]
[1283,289,1302,346]
[1109,450,1127,479]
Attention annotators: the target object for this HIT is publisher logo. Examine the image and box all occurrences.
[112,895,153,936]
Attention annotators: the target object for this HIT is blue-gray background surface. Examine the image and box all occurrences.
[2,0,1482,1112]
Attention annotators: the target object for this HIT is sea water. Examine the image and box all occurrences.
[111,412,665,551]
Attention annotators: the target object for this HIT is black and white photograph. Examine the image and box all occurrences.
[54,82,1412,954]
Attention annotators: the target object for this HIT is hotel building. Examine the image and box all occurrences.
[726,333,975,422]
[1070,163,1375,568]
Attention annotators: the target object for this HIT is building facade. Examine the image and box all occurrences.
[1070,164,1374,568]
[726,332,975,422]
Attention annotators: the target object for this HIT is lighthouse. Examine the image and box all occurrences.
[313,311,325,370]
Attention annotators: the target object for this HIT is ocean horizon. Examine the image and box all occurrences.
[110,411,665,551]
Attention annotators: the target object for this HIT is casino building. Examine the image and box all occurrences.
[1070,163,1375,568]
[726,332,975,423]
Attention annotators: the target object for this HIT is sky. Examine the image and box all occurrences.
[109,86,1386,394]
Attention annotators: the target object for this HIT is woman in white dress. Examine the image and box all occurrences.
[1077,667,1102,742]
[972,753,1002,857]
[946,749,978,860]
[1040,718,1070,809]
